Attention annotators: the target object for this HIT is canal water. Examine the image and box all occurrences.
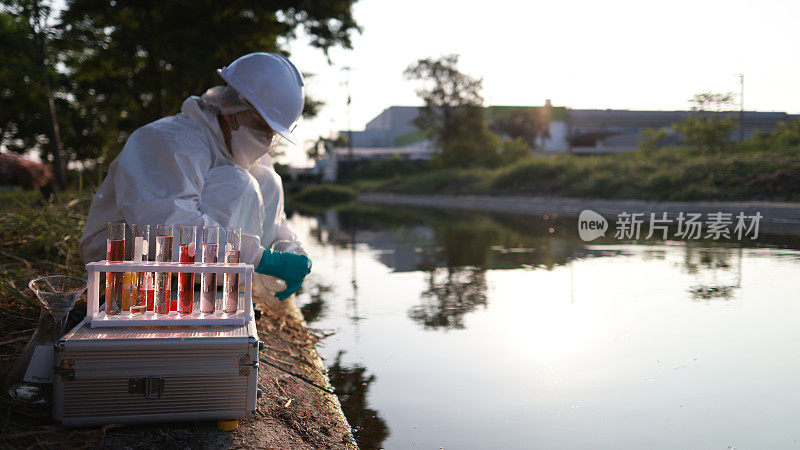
[287,204,800,449]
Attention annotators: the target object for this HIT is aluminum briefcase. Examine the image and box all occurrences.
[52,316,261,427]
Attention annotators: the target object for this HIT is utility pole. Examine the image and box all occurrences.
[342,66,353,160]
[566,107,573,154]
[738,74,744,142]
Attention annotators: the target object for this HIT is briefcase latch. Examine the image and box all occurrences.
[54,359,75,381]
[129,377,165,399]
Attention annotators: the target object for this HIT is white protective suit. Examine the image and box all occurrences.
[79,94,299,265]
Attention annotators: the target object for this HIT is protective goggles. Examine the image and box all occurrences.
[235,109,277,138]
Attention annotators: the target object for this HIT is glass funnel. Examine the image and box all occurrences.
[4,275,87,403]
[30,275,87,337]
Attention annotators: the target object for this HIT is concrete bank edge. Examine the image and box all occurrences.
[254,276,357,447]
[358,193,800,235]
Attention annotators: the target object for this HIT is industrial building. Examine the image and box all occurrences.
[314,103,799,181]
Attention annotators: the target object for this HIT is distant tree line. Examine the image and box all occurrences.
[0,0,360,189]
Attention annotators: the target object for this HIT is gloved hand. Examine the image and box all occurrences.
[255,248,312,300]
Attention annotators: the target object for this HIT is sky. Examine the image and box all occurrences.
[281,0,800,166]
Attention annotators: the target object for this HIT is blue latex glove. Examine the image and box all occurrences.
[255,248,312,300]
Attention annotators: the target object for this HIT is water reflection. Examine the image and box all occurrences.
[290,203,800,448]
[298,280,331,324]
[309,205,638,330]
[312,205,639,272]
[411,267,487,329]
[683,245,743,300]
[327,351,389,449]
[407,220,494,329]
[306,205,764,308]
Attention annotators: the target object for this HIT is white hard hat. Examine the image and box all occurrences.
[217,52,304,144]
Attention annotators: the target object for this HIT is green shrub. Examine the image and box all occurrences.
[342,155,427,181]
[356,143,800,202]
[292,184,357,206]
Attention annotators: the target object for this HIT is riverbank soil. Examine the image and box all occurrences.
[0,291,355,449]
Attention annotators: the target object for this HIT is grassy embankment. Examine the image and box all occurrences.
[0,191,98,444]
[331,145,800,202]
[0,191,90,307]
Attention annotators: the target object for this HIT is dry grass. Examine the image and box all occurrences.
[0,191,95,447]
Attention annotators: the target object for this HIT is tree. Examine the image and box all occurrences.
[403,54,483,150]
[0,10,43,154]
[307,134,348,161]
[674,92,739,153]
[2,1,361,188]
[58,0,359,166]
[6,0,359,178]
[404,54,525,168]
[489,106,551,148]
[1,1,67,188]
[638,128,668,153]
[59,0,360,122]
[760,119,800,150]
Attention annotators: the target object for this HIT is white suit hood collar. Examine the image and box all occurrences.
[180,96,235,164]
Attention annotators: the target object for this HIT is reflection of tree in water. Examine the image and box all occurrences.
[411,266,487,329]
[688,284,734,300]
[682,245,742,300]
[307,205,639,328]
[298,280,331,325]
[409,221,495,330]
[327,351,389,449]
[682,245,733,274]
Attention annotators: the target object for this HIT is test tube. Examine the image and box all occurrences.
[223,227,241,314]
[201,226,219,314]
[154,224,173,315]
[129,224,149,315]
[121,257,133,312]
[105,222,125,315]
[177,225,197,315]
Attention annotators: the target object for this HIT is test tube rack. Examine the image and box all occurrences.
[85,260,254,328]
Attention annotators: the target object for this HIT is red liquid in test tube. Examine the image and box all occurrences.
[141,273,155,311]
[177,242,196,314]
[107,239,124,261]
[154,227,173,315]
[176,225,197,315]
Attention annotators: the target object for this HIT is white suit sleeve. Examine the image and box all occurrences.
[112,126,265,264]
[200,165,266,265]
[249,163,301,250]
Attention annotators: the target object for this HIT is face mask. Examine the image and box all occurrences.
[229,126,273,167]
